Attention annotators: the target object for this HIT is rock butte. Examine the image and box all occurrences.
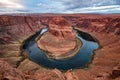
[37,16,82,59]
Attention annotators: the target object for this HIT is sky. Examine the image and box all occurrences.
[0,0,120,14]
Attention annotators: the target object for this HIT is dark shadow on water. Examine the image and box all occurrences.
[22,30,42,49]
[74,28,97,42]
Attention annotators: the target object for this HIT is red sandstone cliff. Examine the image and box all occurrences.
[37,16,78,59]
[0,14,120,39]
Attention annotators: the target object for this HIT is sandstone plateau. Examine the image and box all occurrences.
[37,16,81,59]
[0,14,120,80]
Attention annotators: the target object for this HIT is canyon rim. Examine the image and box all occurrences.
[0,13,120,80]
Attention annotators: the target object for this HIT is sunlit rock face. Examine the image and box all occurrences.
[37,16,78,59]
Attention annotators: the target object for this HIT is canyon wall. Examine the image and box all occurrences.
[0,14,120,80]
[0,14,120,42]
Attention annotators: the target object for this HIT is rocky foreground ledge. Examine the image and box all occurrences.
[0,59,79,80]
[37,16,82,59]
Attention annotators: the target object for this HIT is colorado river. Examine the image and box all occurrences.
[23,28,99,70]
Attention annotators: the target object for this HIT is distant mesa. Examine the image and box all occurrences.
[37,16,82,59]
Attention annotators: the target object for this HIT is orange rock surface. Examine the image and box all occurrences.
[37,16,77,58]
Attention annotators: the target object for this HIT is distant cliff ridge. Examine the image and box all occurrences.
[0,14,120,40]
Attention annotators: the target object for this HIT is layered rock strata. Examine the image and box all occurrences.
[37,16,81,59]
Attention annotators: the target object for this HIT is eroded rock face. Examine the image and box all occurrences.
[0,60,25,80]
[33,69,79,80]
[111,63,120,79]
[37,16,77,59]
[0,59,79,80]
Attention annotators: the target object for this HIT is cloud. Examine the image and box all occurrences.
[37,1,65,13]
[63,5,120,13]
[0,0,120,14]
[0,0,24,9]
[51,0,120,13]
[53,0,118,9]
[0,9,30,14]
[0,0,27,14]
